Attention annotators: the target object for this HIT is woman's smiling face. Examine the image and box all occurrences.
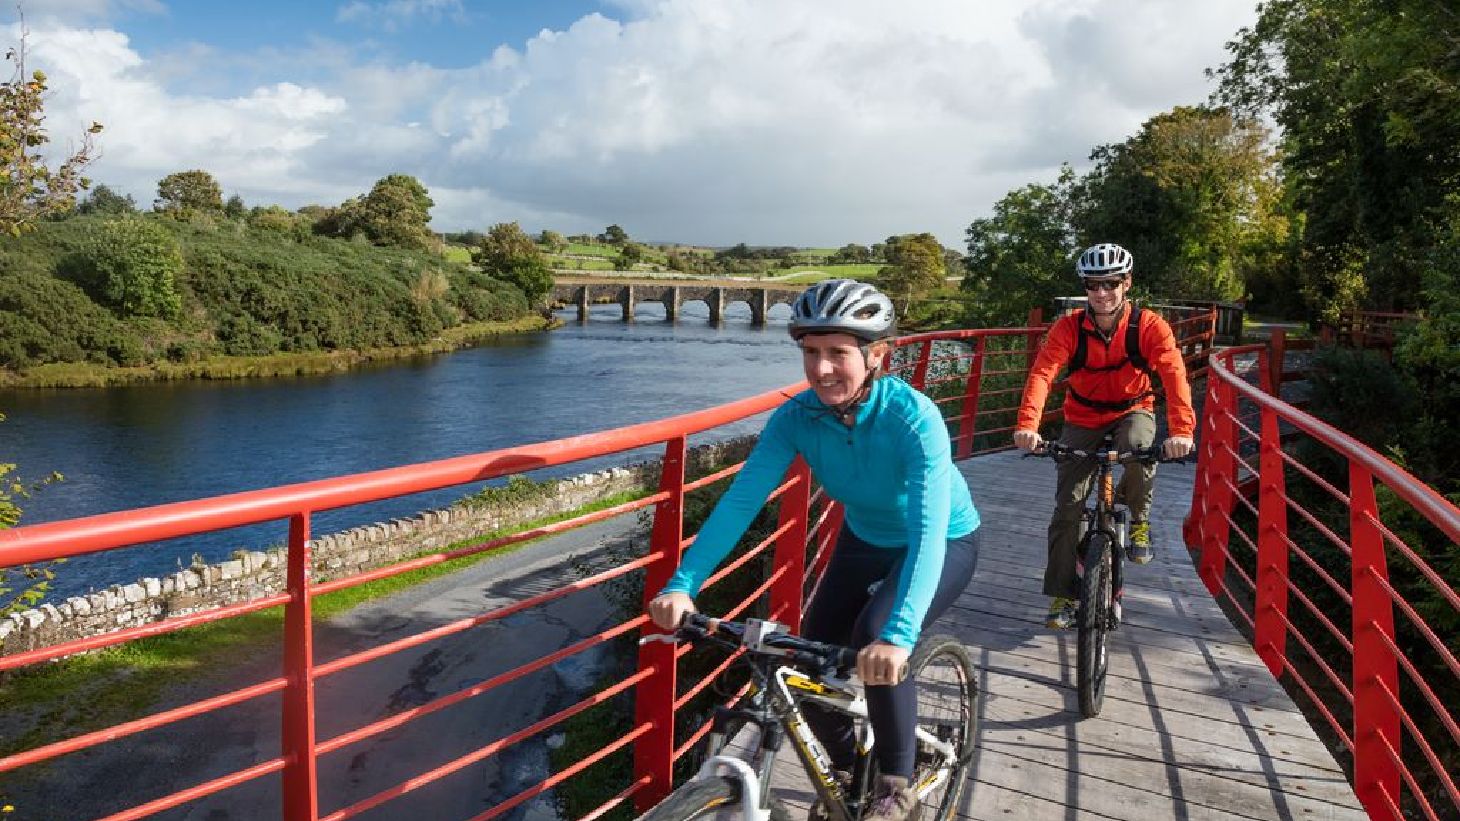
[798,332,886,407]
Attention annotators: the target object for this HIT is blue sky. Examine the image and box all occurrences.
[19,0,1261,246]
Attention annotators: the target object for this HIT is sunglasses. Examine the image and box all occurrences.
[1083,278,1125,292]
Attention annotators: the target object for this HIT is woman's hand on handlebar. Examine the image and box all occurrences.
[648,591,696,631]
[1013,429,1043,453]
[858,640,909,686]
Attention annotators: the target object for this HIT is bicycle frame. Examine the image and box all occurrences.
[678,620,963,821]
[1076,435,1129,620]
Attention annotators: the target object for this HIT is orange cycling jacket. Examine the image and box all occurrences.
[1015,303,1195,438]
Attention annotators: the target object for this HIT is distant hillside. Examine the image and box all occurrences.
[0,214,535,383]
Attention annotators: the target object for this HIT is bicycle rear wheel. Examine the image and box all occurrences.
[909,635,978,821]
[637,775,793,821]
[1077,532,1113,718]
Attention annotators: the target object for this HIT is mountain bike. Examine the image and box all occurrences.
[1026,434,1190,717]
[637,613,977,821]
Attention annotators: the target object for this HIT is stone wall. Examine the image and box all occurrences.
[0,435,757,658]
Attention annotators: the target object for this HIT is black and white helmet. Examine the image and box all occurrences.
[1076,243,1134,279]
[788,279,896,342]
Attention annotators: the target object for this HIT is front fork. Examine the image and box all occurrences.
[1077,508,1126,628]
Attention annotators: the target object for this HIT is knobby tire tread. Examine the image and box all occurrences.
[908,635,977,821]
[1077,533,1112,718]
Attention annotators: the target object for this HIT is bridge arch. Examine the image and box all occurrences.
[548,280,801,325]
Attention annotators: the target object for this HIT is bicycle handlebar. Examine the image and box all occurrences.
[1022,441,1193,466]
[677,613,860,675]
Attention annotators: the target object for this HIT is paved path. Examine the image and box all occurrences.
[763,450,1366,821]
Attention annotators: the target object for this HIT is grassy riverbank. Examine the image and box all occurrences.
[0,488,646,763]
[0,314,556,388]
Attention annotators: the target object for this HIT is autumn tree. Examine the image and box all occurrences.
[0,26,101,235]
[155,169,224,216]
[476,221,552,301]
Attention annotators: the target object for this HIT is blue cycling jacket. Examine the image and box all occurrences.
[660,375,980,648]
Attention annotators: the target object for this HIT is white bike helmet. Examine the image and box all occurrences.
[1076,243,1134,279]
[788,279,896,342]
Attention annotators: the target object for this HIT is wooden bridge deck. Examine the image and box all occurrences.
[761,449,1367,820]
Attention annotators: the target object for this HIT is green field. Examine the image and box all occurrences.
[442,245,473,264]
[561,242,619,258]
[776,263,882,283]
[549,256,617,271]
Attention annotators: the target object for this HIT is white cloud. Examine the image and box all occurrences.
[24,0,1259,245]
[336,0,466,31]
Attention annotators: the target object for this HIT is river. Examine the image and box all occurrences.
[0,303,804,597]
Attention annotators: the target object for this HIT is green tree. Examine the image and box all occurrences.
[72,217,184,318]
[538,229,567,253]
[0,27,102,235]
[963,168,1085,324]
[76,184,136,216]
[598,224,628,246]
[831,243,871,264]
[312,174,436,251]
[155,169,224,216]
[223,193,246,220]
[613,241,645,271]
[879,233,946,309]
[477,221,552,301]
[1075,106,1276,302]
[1213,0,1460,318]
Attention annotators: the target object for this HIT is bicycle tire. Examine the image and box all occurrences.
[1077,533,1113,718]
[638,775,793,821]
[908,635,978,821]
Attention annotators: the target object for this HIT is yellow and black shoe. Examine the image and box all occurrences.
[1127,520,1153,565]
[1046,596,1077,629]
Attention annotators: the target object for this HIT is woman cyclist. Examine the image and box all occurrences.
[648,279,981,821]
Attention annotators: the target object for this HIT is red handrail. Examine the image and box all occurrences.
[1186,344,1460,821]
[0,323,1050,821]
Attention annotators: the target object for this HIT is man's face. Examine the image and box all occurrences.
[1083,275,1130,314]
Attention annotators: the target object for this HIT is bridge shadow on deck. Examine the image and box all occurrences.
[768,450,1367,821]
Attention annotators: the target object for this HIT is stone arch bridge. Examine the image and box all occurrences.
[549,277,804,325]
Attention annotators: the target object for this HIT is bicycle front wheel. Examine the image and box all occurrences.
[1077,532,1114,718]
[909,635,978,821]
[638,776,793,821]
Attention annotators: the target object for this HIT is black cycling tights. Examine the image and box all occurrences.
[800,526,980,778]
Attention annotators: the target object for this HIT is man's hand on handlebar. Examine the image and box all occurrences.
[1163,436,1195,461]
[1013,429,1043,453]
[648,591,696,631]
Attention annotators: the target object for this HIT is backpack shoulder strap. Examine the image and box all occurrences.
[1069,309,1089,372]
[1125,304,1152,376]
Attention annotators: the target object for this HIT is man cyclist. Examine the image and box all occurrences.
[648,279,980,821]
[1012,243,1195,629]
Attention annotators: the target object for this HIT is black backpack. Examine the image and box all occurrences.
[1065,305,1155,412]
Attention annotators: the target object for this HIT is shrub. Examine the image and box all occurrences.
[68,217,184,319]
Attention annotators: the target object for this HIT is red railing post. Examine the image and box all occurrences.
[770,457,811,632]
[1184,361,1220,550]
[955,337,986,459]
[1197,376,1236,596]
[633,436,687,812]
[1349,464,1402,820]
[1253,405,1290,677]
[1024,308,1044,378]
[1265,329,1287,397]
[282,512,319,821]
[911,340,933,390]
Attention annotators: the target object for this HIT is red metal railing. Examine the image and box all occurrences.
[1184,343,1460,821]
[0,321,1056,820]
